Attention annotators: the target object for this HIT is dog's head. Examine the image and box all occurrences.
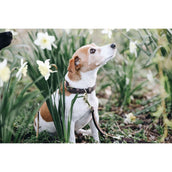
[0,32,13,50]
[68,43,117,75]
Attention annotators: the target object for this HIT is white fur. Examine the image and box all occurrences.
[65,68,98,88]
[34,43,116,143]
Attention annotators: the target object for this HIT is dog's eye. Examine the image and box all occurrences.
[90,48,96,54]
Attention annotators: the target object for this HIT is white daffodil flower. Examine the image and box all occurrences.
[101,29,112,39]
[124,113,136,124]
[0,59,10,87]
[126,77,130,85]
[129,41,137,57]
[126,28,130,32]
[16,58,28,81]
[146,70,155,85]
[36,59,57,80]
[34,32,57,50]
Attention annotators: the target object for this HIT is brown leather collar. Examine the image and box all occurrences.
[65,81,96,94]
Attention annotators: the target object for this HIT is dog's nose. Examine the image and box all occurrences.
[5,31,13,38]
[110,43,116,49]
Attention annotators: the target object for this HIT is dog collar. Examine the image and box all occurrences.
[65,81,96,94]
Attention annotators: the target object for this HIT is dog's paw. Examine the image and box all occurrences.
[76,129,92,136]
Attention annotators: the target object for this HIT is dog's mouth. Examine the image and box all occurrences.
[98,55,114,66]
[104,55,114,64]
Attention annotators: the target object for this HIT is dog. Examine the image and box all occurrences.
[34,43,117,143]
[0,31,13,50]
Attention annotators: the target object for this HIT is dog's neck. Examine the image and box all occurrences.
[65,68,98,89]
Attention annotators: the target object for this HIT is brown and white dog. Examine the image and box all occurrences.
[34,43,117,143]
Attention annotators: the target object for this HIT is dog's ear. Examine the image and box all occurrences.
[68,58,75,73]
[68,56,81,73]
[74,56,81,71]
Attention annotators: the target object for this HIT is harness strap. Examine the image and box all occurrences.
[90,106,115,139]
[83,93,115,139]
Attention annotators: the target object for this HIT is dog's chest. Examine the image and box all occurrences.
[65,92,98,121]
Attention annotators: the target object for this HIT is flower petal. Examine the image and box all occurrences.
[36,60,44,66]
[52,43,57,49]
[0,59,7,68]
[49,69,57,73]
[45,73,50,80]
[37,32,44,39]
[45,59,50,66]
[46,44,52,50]
[0,79,3,87]
[21,58,24,66]
[49,36,55,43]
[22,62,28,68]
[34,39,40,46]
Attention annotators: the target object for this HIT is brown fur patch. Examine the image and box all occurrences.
[40,102,53,122]
[68,57,81,81]
[37,81,71,123]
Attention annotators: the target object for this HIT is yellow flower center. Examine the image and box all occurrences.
[41,38,48,45]
[0,66,10,82]
[130,115,136,122]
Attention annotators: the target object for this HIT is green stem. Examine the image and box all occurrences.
[6,67,17,92]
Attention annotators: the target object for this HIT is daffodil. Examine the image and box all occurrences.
[126,77,130,85]
[0,59,10,87]
[34,32,57,50]
[129,41,137,57]
[36,59,57,80]
[101,29,112,39]
[16,58,28,81]
[124,113,136,124]
[146,70,155,85]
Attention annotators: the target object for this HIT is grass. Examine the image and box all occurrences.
[10,83,172,143]
[0,76,41,143]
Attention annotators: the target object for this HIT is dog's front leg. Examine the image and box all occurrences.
[89,109,100,143]
[69,121,76,143]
